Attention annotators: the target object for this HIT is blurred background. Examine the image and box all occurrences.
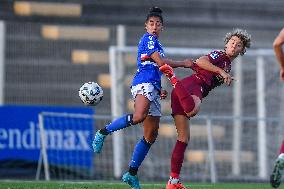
[0,0,284,185]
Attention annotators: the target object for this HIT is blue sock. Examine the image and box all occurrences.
[105,114,133,134]
[129,137,152,168]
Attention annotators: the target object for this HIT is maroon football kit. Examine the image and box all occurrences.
[171,50,232,116]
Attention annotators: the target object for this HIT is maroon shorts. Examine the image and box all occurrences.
[171,75,204,116]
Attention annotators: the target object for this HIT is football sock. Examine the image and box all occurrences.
[170,140,187,178]
[101,114,133,135]
[129,137,152,170]
[169,176,180,184]
[174,81,195,113]
[279,140,284,154]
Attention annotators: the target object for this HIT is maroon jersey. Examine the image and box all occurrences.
[191,50,231,97]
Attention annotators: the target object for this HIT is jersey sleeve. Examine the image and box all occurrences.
[143,35,159,56]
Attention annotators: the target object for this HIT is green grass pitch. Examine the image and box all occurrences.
[0,180,283,189]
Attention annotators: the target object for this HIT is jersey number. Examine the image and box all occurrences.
[148,41,155,49]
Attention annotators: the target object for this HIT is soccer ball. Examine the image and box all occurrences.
[79,82,103,106]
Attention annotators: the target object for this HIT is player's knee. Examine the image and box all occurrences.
[146,130,158,143]
[142,136,155,146]
[186,106,200,118]
[132,113,147,124]
[181,95,200,114]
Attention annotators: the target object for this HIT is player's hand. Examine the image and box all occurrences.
[220,71,232,86]
[160,89,168,100]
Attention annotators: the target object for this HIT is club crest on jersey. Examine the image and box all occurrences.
[210,52,219,60]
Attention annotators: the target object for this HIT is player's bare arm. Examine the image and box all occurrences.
[273,28,284,67]
[195,56,232,85]
[150,51,193,68]
[163,58,194,68]
[273,28,284,81]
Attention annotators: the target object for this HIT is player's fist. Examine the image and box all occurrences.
[219,70,232,86]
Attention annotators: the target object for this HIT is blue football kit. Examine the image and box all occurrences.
[132,33,165,91]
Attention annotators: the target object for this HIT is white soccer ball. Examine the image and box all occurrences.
[79,82,103,106]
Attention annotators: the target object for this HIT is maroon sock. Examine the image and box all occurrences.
[279,140,284,154]
[170,140,188,178]
[174,81,195,113]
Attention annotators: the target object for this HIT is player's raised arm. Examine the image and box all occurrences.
[195,56,232,85]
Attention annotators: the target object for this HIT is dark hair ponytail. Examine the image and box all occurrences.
[146,6,163,24]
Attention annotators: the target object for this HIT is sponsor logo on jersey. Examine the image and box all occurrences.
[141,54,150,61]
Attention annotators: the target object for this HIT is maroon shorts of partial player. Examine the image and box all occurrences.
[171,75,204,117]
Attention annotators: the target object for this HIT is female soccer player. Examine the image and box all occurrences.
[270,27,284,188]
[159,28,251,189]
[92,7,191,189]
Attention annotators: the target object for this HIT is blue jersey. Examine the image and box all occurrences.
[131,33,165,91]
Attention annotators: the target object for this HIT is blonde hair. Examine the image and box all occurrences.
[224,28,251,55]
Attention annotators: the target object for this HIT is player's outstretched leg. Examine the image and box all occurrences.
[92,114,134,153]
[166,177,188,189]
[122,172,141,189]
[271,153,284,188]
[159,64,179,86]
[92,130,107,153]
